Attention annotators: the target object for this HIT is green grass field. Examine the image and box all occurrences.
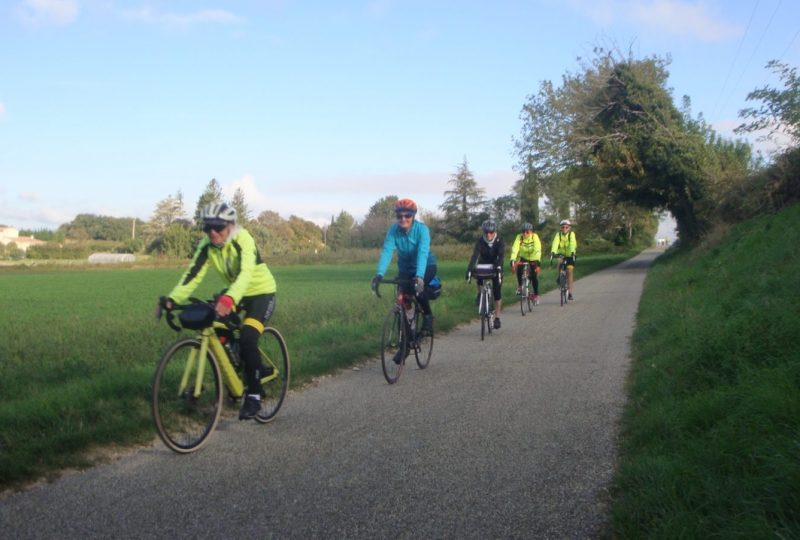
[609,204,800,538]
[0,252,634,488]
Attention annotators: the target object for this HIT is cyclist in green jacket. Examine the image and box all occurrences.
[159,202,277,420]
[550,219,578,301]
[509,222,541,304]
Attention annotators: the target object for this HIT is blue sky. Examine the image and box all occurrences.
[1,0,798,237]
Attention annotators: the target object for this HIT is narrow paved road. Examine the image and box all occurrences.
[0,250,660,539]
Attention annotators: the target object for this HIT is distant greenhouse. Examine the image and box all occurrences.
[88,253,136,264]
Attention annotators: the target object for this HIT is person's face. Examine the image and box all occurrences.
[485,230,496,240]
[204,222,232,246]
[561,224,570,233]
[396,212,414,231]
[523,230,533,237]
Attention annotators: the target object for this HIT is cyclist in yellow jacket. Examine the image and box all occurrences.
[550,219,578,301]
[159,202,277,420]
[509,222,541,304]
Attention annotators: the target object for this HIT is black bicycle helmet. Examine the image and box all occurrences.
[521,222,534,232]
[481,219,497,233]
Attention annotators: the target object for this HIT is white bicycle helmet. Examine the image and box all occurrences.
[560,219,571,226]
[201,202,237,226]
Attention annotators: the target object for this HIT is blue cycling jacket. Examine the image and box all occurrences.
[376,220,437,278]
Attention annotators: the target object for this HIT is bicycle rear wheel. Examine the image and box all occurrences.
[255,327,290,424]
[520,280,529,316]
[414,310,433,369]
[151,338,222,454]
[479,290,488,341]
[381,308,405,384]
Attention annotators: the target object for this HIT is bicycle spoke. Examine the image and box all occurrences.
[381,308,405,383]
[255,328,290,423]
[152,338,222,453]
[414,311,433,369]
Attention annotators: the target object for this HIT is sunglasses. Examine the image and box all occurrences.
[561,225,570,229]
[396,213,414,220]
[203,223,227,233]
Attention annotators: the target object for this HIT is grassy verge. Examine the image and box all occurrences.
[609,205,800,538]
[0,251,635,489]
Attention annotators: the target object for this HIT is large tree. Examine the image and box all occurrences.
[439,157,486,242]
[358,195,398,248]
[327,211,355,250]
[230,187,251,225]
[517,48,714,243]
[193,178,224,224]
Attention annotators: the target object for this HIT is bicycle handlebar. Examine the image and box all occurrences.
[157,298,242,333]
[373,277,414,299]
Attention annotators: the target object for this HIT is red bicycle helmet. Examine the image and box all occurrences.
[395,198,418,215]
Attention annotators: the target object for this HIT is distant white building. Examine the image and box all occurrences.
[0,226,45,252]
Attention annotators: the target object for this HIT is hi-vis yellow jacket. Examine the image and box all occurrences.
[509,232,541,262]
[169,226,276,304]
[550,230,577,257]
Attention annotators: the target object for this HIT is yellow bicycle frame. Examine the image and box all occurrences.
[177,320,281,400]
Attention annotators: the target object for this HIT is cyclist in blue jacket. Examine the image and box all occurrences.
[370,198,441,337]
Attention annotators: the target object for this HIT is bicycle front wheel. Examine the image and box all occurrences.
[151,338,223,454]
[255,327,290,424]
[414,310,433,369]
[479,290,488,341]
[381,308,405,384]
[520,282,528,316]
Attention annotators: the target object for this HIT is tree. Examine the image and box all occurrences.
[144,191,187,250]
[516,48,713,243]
[327,211,355,250]
[230,187,251,225]
[736,60,800,147]
[194,178,224,224]
[439,157,486,242]
[357,195,398,248]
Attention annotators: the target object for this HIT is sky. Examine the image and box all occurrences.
[1,0,799,241]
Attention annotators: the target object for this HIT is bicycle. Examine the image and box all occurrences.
[151,299,290,453]
[470,263,500,340]
[513,261,537,316]
[374,278,434,384]
[551,255,569,306]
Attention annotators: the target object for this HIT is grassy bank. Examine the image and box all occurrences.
[0,251,635,489]
[609,205,800,537]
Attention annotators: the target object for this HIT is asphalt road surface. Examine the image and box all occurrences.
[0,250,660,539]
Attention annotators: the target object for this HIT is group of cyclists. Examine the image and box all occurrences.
[158,197,576,420]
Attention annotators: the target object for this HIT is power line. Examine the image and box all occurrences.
[721,0,782,116]
[711,0,760,120]
[778,27,800,63]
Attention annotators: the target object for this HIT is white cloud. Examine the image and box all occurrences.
[566,0,741,42]
[121,7,245,28]
[19,192,39,202]
[629,0,741,42]
[17,0,78,26]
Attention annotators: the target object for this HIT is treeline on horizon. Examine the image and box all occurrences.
[4,49,799,261]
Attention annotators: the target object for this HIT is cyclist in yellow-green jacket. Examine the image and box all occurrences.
[159,202,277,421]
[550,219,578,301]
[509,222,541,304]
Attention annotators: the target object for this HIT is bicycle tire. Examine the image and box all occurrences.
[520,278,529,316]
[151,338,223,454]
[560,272,567,307]
[414,310,433,369]
[255,327,290,424]
[487,288,494,335]
[381,308,405,384]
[479,289,487,341]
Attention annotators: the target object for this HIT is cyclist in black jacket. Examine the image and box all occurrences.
[466,219,505,329]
